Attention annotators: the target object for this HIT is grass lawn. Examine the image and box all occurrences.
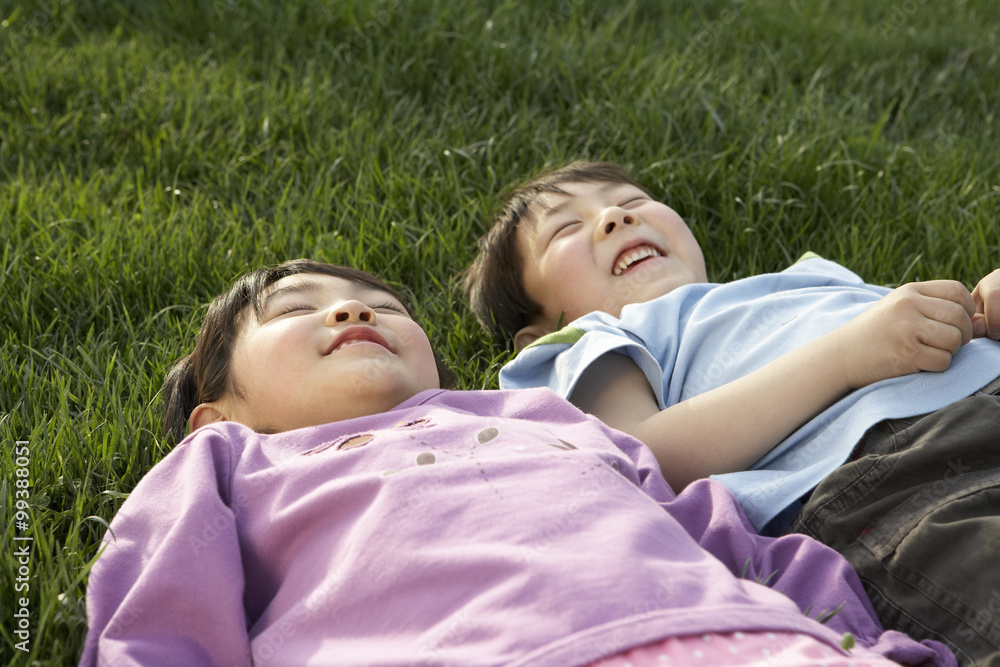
[2,0,998,662]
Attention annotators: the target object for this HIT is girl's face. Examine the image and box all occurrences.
[199,273,441,433]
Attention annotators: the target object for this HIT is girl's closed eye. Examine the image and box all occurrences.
[370,301,408,315]
[275,302,316,317]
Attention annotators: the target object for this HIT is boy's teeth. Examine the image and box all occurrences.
[613,246,663,276]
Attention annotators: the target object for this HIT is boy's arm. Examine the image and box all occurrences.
[972,268,1000,339]
[571,280,976,491]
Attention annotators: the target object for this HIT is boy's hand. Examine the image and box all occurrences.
[972,269,1000,340]
[836,280,975,389]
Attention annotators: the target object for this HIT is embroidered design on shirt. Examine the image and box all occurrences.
[383,450,437,476]
[468,428,504,497]
[477,427,499,444]
[302,433,374,456]
[546,439,577,451]
[394,417,433,430]
[338,434,374,450]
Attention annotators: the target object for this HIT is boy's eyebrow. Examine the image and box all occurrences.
[539,195,573,219]
[538,181,628,218]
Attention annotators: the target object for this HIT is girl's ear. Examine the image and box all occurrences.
[189,403,228,432]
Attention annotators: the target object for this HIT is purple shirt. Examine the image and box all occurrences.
[81,388,953,666]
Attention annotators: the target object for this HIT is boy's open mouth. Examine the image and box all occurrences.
[326,327,393,355]
[613,243,664,276]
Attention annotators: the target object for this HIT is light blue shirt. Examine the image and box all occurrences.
[500,256,1000,530]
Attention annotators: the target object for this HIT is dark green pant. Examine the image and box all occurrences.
[788,392,1000,667]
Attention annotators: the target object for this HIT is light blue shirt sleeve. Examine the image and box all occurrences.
[500,257,1000,530]
[500,322,667,408]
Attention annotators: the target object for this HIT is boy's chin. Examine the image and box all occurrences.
[618,277,697,310]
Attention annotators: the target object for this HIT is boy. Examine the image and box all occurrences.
[464,161,1000,665]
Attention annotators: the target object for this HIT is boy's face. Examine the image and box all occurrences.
[210,273,440,432]
[515,180,707,347]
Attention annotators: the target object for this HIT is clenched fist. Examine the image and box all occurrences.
[833,280,976,390]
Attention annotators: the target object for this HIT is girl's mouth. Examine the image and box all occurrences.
[326,327,393,355]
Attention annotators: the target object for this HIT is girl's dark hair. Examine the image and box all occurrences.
[162,259,456,443]
[463,161,651,346]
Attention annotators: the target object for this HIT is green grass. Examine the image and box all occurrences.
[2,0,998,662]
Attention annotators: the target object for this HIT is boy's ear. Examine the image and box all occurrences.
[189,403,228,432]
[514,323,550,352]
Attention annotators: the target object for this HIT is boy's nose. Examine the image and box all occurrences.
[599,211,636,236]
[327,300,376,325]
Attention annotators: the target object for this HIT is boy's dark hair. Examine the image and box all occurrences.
[162,259,456,443]
[463,161,651,346]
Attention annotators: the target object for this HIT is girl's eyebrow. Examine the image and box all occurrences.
[259,279,325,313]
[259,278,403,314]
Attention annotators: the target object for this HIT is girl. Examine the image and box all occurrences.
[80,260,952,666]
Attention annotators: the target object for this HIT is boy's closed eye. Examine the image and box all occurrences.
[545,197,648,243]
[548,221,583,244]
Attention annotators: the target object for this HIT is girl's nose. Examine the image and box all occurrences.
[599,209,635,237]
[327,300,376,326]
